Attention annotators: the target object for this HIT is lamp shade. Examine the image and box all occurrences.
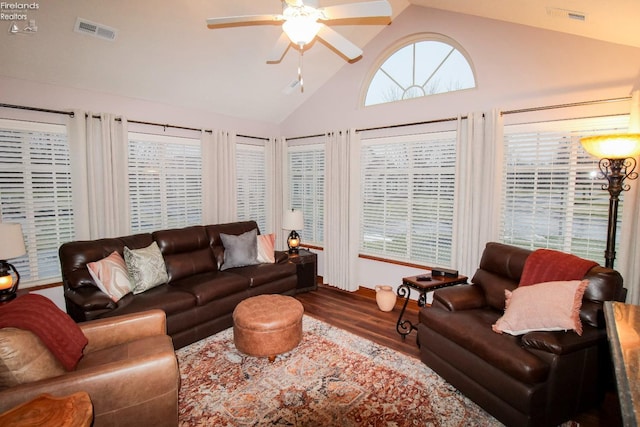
[579,133,640,159]
[283,209,304,230]
[0,223,26,260]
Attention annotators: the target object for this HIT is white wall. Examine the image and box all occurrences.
[0,77,279,138]
[280,6,640,137]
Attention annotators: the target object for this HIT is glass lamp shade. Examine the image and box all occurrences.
[579,133,640,159]
[282,17,321,46]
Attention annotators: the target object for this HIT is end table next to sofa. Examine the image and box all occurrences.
[288,249,318,293]
[396,273,467,339]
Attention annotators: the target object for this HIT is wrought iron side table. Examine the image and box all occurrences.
[396,274,468,339]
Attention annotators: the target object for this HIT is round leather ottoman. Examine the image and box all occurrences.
[233,294,304,362]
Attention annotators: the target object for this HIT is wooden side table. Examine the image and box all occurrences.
[288,249,318,293]
[396,274,467,338]
[0,392,93,427]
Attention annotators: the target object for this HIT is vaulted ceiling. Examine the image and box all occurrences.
[0,0,637,125]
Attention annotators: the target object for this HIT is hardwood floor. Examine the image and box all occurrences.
[295,283,421,359]
[295,284,621,427]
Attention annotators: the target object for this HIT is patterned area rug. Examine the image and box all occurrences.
[176,315,501,426]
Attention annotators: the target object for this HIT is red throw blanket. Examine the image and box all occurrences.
[0,294,87,370]
[519,249,598,287]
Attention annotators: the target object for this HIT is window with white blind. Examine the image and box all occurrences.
[128,133,202,232]
[288,144,324,245]
[0,119,74,285]
[236,143,268,233]
[360,132,457,266]
[501,115,630,262]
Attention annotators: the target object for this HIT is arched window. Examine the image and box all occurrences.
[364,34,476,107]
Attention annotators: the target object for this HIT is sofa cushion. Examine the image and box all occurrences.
[230,262,297,288]
[170,271,250,305]
[493,280,588,336]
[420,306,550,384]
[219,229,259,270]
[153,226,217,282]
[124,242,169,294]
[108,285,196,317]
[87,251,132,302]
[0,328,65,389]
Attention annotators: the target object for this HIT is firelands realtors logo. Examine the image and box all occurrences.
[1,2,39,21]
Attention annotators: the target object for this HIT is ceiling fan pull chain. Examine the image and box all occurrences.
[298,49,304,93]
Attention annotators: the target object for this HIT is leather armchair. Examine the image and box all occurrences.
[0,309,179,427]
[418,242,625,427]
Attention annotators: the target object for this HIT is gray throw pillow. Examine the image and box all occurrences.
[220,229,259,270]
[124,241,169,294]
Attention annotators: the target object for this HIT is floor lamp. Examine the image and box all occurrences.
[579,133,640,268]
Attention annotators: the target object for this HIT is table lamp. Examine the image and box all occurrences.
[282,209,304,254]
[0,223,27,302]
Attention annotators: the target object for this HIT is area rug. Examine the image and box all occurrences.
[176,315,502,426]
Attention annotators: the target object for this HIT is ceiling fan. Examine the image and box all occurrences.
[206,0,392,63]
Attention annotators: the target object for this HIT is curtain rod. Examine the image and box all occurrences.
[286,96,633,140]
[501,96,632,115]
[0,103,74,117]
[0,103,268,141]
[286,116,463,141]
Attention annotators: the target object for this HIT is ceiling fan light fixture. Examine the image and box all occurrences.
[283,17,321,46]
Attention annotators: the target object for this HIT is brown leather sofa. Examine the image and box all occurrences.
[0,309,179,427]
[418,242,625,427]
[60,221,298,349]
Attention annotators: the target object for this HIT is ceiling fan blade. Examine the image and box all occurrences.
[317,24,363,60]
[206,14,282,28]
[320,0,392,20]
[267,32,292,63]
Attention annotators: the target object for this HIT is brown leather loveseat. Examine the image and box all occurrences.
[60,221,298,349]
[418,242,625,427]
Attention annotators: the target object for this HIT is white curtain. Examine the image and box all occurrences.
[202,129,237,224]
[619,89,640,303]
[324,129,361,291]
[266,136,288,249]
[452,110,504,277]
[68,112,130,239]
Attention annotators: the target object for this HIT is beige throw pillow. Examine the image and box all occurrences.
[0,328,66,389]
[124,242,169,294]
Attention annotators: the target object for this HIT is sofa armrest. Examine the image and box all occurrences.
[81,309,167,353]
[275,250,289,263]
[521,326,605,355]
[432,284,486,311]
[65,286,115,313]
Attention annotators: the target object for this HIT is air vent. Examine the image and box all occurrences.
[74,17,117,41]
[546,8,587,22]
